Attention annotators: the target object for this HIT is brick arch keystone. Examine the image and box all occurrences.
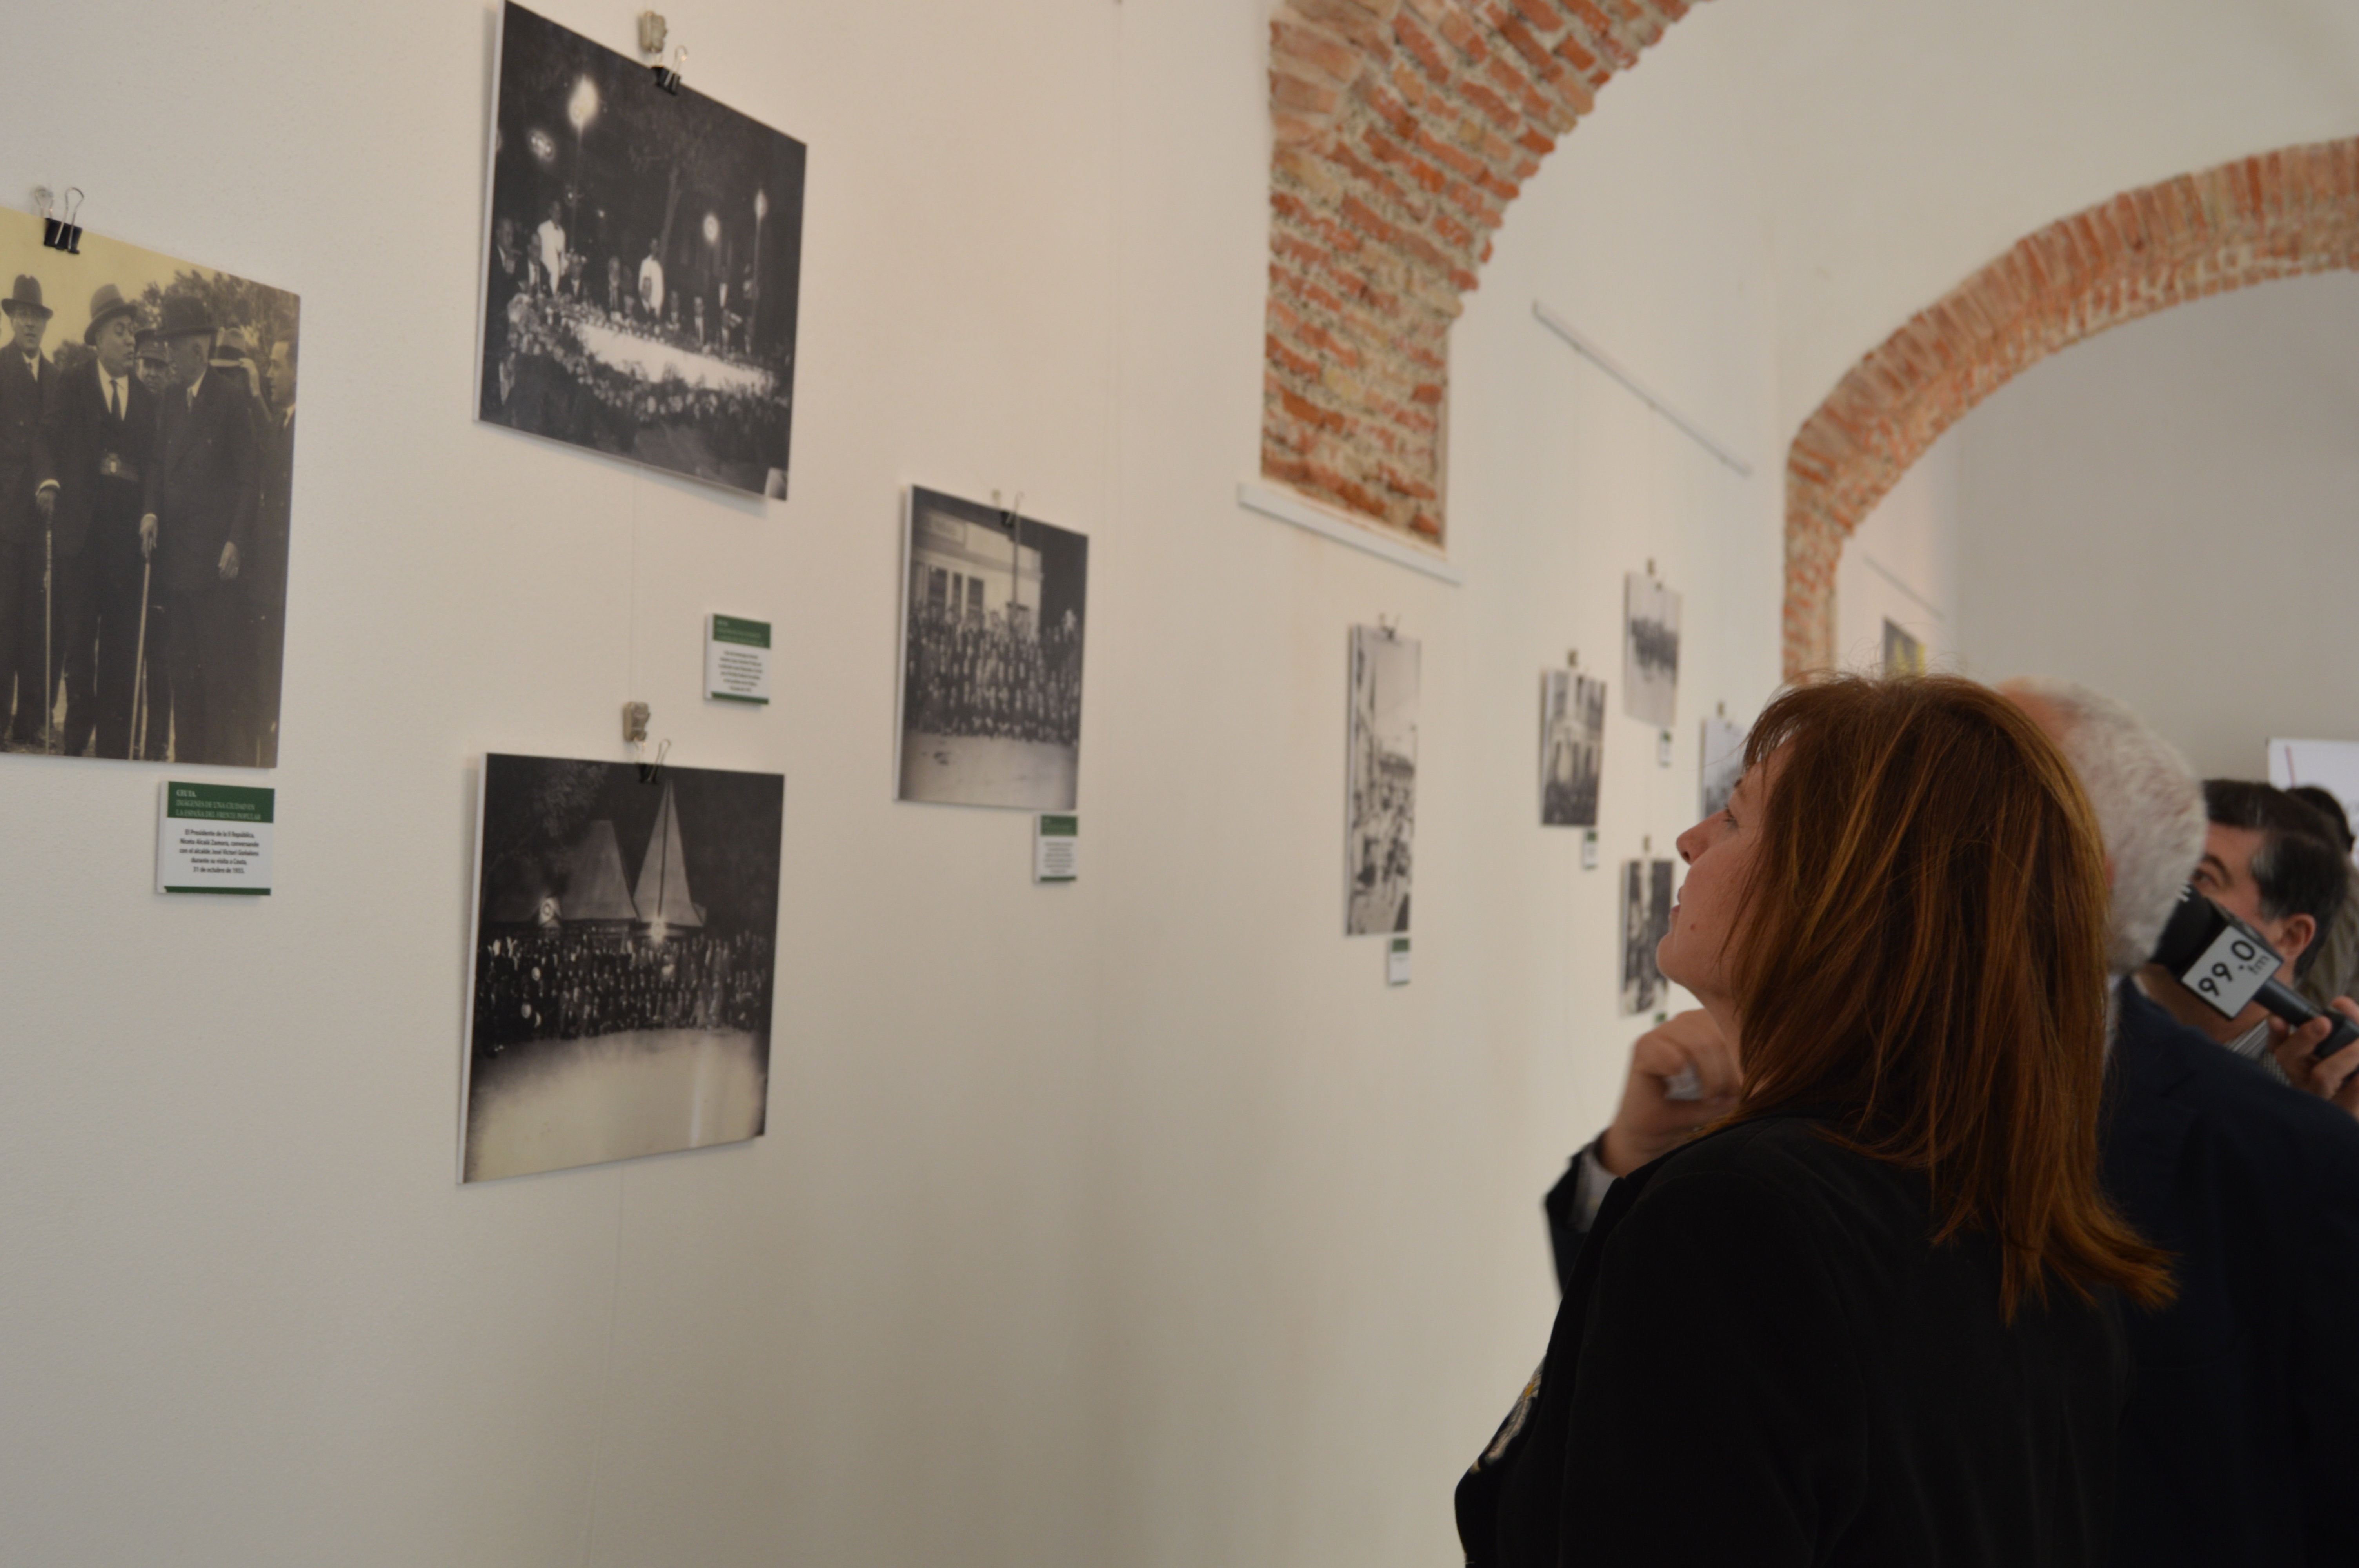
[1783,137,2359,678]
[1263,0,1706,544]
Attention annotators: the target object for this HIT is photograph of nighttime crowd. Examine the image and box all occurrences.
[477,3,806,498]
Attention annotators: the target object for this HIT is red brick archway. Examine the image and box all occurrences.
[1262,0,1702,546]
[1783,137,2359,678]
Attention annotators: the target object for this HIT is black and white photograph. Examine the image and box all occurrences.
[1622,572,1681,728]
[464,754,783,1182]
[1347,624,1419,935]
[1619,857,1676,1014]
[0,212,298,768]
[897,487,1089,810]
[478,2,807,498]
[1699,714,1748,820]
[1540,668,1605,827]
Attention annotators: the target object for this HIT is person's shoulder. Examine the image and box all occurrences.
[2119,985,2359,1186]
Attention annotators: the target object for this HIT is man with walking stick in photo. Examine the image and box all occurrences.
[141,294,257,765]
[0,275,55,748]
[33,284,158,758]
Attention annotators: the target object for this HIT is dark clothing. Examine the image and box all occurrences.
[36,356,154,755]
[2101,979,2359,1565]
[1465,1115,2130,1568]
[0,347,52,736]
[144,371,259,764]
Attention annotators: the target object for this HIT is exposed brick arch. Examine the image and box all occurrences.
[1262,0,1704,545]
[1783,137,2359,678]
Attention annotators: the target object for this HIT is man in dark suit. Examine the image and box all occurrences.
[32,283,154,758]
[0,274,56,745]
[141,294,258,765]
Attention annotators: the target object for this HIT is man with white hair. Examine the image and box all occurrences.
[2004,677,2359,1568]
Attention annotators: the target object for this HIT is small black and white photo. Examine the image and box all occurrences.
[478,2,807,498]
[896,487,1089,811]
[0,209,298,768]
[1619,857,1676,1015]
[1699,714,1748,821]
[1540,668,1605,828]
[1347,624,1419,935]
[1622,572,1681,728]
[464,754,784,1182]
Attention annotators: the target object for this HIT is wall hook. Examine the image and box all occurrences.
[653,43,686,94]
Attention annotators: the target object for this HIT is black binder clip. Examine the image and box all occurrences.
[37,188,82,254]
[652,44,686,95]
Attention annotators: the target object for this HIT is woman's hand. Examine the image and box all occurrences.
[1598,1009,1741,1176]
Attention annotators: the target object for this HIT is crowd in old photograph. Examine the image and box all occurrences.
[902,605,1083,749]
[480,204,789,483]
[473,926,774,1051]
[0,271,294,766]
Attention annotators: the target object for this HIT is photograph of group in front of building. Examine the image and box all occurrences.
[896,486,1089,811]
[477,2,807,498]
[1347,624,1419,936]
[0,208,298,768]
[463,754,784,1182]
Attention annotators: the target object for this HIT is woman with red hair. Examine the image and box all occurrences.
[1458,674,2172,1567]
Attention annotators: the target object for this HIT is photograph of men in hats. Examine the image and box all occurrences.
[0,205,298,767]
[478,3,805,500]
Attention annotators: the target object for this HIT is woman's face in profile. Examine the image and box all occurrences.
[1659,749,1777,1011]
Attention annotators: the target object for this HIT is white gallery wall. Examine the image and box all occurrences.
[1954,271,2359,777]
[0,5,1777,1564]
[0,2,2354,1566]
[1835,433,1962,675]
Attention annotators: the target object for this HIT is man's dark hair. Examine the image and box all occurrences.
[2203,780,2351,976]
[2287,785,2356,853]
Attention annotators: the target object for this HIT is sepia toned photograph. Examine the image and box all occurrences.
[1347,624,1419,935]
[1540,669,1605,828]
[464,754,783,1182]
[478,2,806,498]
[1882,617,1927,677]
[1622,572,1681,728]
[1700,714,1748,821]
[0,210,298,768]
[1619,857,1675,1015]
[896,487,1088,810]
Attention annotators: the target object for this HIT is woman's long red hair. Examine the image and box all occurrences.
[1725,675,2171,1317]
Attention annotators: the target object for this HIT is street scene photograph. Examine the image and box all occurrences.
[1622,571,1681,728]
[0,209,298,768]
[1346,624,1418,935]
[896,486,1089,811]
[1539,668,1604,828]
[478,2,806,497]
[464,754,784,1181]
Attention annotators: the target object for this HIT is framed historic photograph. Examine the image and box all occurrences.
[1622,572,1681,728]
[463,753,784,1182]
[1619,857,1675,1015]
[1541,669,1605,827]
[895,487,1089,811]
[1347,624,1419,935]
[1700,714,1748,821]
[0,211,298,767]
[477,2,807,498]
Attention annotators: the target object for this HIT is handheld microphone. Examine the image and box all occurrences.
[2148,884,2359,1063]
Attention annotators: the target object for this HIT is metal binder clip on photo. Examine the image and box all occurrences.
[2149,884,2359,1062]
[35,187,82,254]
[652,44,686,95]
